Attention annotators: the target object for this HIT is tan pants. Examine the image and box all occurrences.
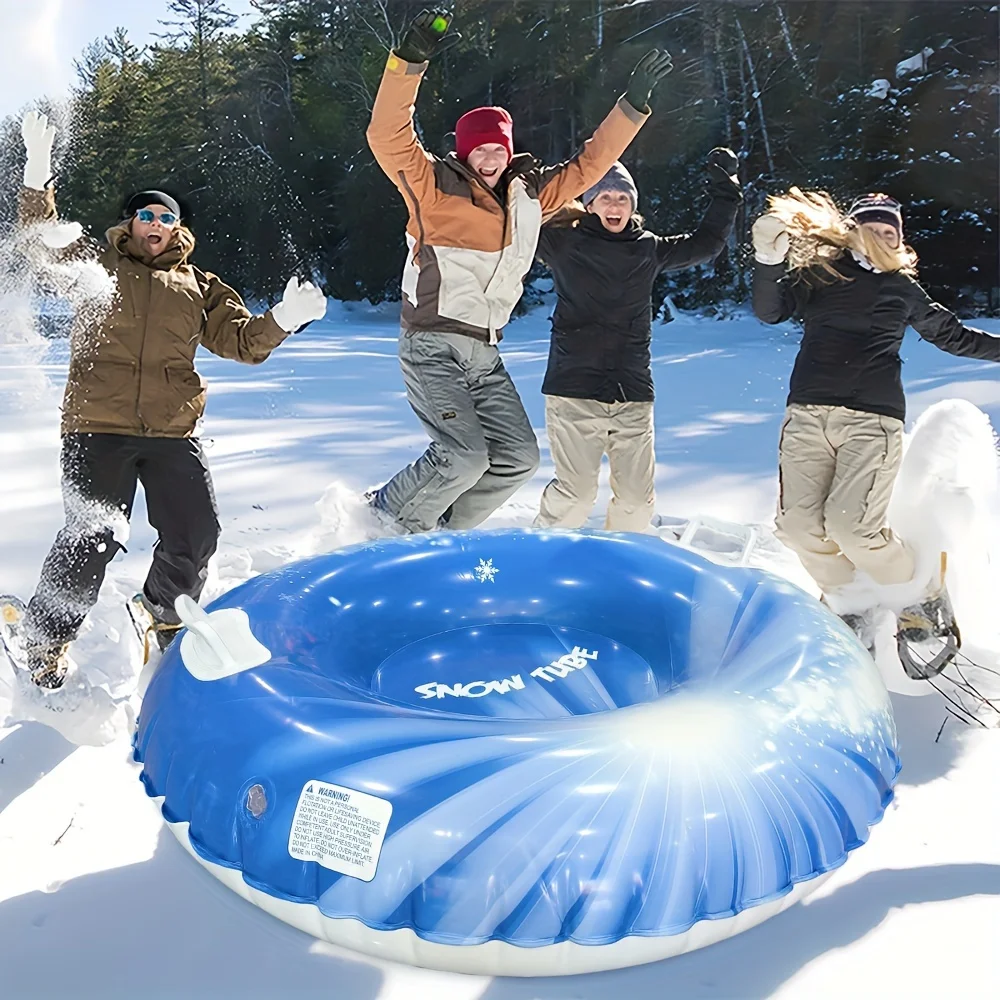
[776,404,915,593]
[534,395,655,533]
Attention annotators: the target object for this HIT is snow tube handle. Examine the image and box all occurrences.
[174,594,271,681]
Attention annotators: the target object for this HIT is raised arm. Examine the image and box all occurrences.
[18,111,86,250]
[655,148,742,272]
[199,274,326,365]
[750,214,802,324]
[19,185,57,228]
[905,278,1000,362]
[365,56,436,199]
[752,263,802,325]
[365,10,460,199]
[532,50,672,218]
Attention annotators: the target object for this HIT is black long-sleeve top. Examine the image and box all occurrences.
[537,184,741,403]
[753,255,1000,420]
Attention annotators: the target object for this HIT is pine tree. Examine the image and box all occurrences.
[62,29,151,228]
[6,0,991,311]
[157,0,239,127]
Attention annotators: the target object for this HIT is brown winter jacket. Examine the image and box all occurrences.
[19,186,289,438]
[366,54,649,345]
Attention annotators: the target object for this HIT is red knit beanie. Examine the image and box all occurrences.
[455,106,514,163]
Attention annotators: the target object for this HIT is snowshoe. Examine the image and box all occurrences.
[896,591,961,679]
[839,610,877,657]
[0,595,27,670]
[0,595,72,690]
[127,593,184,664]
[896,554,961,679]
[0,594,25,644]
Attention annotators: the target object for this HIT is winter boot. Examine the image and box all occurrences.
[128,593,184,663]
[820,594,876,656]
[25,641,73,690]
[1,596,74,689]
[839,610,877,657]
[896,552,961,679]
[363,489,408,538]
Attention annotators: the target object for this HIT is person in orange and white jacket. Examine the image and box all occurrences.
[365,9,671,534]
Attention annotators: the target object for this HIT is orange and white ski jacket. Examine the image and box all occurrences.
[366,54,649,344]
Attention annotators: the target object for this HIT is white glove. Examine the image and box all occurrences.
[752,214,790,265]
[270,276,327,333]
[40,221,84,250]
[22,110,56,191]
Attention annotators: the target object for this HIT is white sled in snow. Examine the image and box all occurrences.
[652,513,768,567]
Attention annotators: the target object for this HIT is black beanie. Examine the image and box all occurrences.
[124,190,182,219]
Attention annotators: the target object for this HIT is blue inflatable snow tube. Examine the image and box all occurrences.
[134,529,899,976]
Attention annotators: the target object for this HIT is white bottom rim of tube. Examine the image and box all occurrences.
[159,802,832,978]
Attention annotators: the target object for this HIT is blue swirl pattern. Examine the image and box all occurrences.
[134,529,898,951]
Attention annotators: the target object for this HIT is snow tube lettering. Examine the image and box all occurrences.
[133,529,899,976]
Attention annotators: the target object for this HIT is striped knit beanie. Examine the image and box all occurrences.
[848,193,903,235]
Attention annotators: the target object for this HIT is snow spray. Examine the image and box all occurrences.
[0,101,116,408]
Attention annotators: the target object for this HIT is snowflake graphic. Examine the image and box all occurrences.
[473,558,498,583]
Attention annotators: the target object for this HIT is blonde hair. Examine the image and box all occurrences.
[766,187,918,278]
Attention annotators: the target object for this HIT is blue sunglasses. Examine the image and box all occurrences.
[135,208,178,226]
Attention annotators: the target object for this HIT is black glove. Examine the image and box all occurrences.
[624,49,673,112]
[395,8,461,64]
[705,147,742,198]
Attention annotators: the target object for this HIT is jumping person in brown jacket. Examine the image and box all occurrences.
[365,9,671,534]
[2,111,327,689]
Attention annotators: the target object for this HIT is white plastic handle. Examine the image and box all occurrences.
[175,594,236,673]
[174,594,271,682]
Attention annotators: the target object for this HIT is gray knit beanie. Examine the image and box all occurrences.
[582,161,638,211]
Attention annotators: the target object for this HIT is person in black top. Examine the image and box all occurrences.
[533,150,742,531]
[752,189,1000,635]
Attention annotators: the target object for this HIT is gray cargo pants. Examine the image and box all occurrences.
[375,330,540,533]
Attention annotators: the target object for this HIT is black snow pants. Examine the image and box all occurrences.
[23,433,220,648]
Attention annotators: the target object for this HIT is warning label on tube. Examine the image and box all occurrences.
[288,780,392,882]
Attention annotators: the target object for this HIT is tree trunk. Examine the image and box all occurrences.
[735,15,774,175]
[198,6,210,128]
[775,3,803,76]
[714,15,733,147]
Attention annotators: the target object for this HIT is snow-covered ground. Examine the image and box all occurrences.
[1,298,999,998]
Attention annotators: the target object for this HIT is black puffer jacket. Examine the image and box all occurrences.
[753,255,1000,420]
[537,186,740,403]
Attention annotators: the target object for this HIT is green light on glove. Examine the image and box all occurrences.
[431,15,448,33]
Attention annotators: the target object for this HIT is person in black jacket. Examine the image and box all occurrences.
[752,189,1000,636]
[533,150,742,531]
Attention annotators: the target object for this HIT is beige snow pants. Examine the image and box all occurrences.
[775,403,915,593]
[534,395,655,533]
